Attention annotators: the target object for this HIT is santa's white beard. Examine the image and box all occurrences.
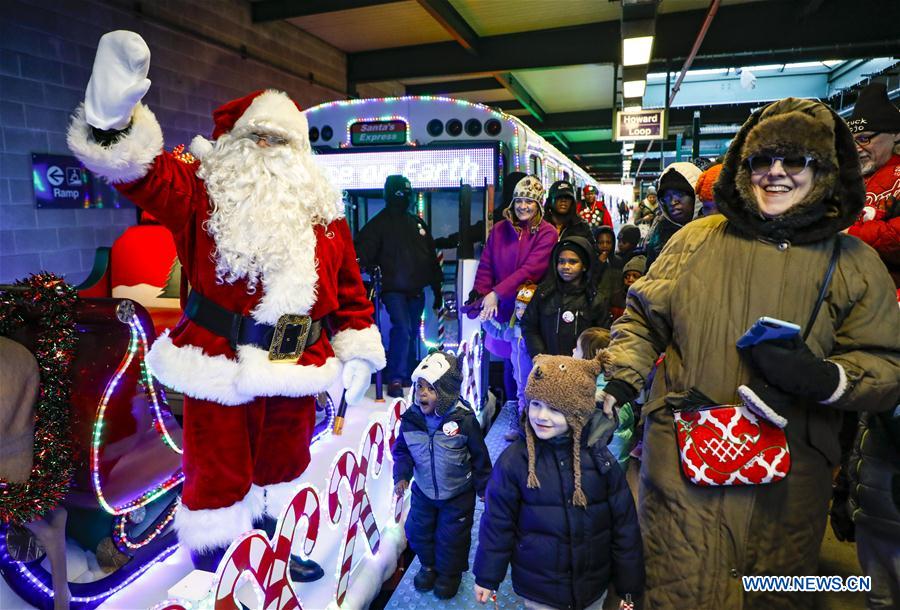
[198,133,342,292]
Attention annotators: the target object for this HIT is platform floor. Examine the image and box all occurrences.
[385,402,868,610]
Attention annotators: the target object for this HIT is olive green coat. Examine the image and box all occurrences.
[606,99,900,609]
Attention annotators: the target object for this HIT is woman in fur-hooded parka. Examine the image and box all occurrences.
[604,98,900,609]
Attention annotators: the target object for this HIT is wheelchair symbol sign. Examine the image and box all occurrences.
[47,165,64,186]
[66,167,83,186]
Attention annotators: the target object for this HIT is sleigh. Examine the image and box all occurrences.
[0,286,337,610]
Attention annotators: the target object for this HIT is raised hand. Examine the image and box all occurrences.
[85,31,151,130]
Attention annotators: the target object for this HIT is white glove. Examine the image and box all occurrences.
[342,359,373,405]
[85,31,151,130]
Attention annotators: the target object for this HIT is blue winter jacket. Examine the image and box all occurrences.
[392,400,492,501]
[474,434,644,609]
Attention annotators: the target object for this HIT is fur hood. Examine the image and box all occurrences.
[714,97,865,244]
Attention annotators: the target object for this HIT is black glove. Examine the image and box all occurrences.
[747,337,840,402]
[829,470,855,542]
[602,379,639,408]
[432,287,443,311]
[466,289,482,305]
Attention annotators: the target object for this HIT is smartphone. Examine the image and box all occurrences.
[736,316,801,349]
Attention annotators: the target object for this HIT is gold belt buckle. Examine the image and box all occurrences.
[268,314,311,363]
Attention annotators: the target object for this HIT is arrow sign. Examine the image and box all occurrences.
[47,166,64,186]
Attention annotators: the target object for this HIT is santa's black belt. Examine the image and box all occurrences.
[185,290,321,362]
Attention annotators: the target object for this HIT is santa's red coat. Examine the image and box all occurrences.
[68,102,385,406]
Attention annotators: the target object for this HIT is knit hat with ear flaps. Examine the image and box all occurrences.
[714,97,865,244]
[411,350,463,416]
[523,353,609,508]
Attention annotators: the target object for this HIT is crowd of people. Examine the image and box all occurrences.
[380,85,900,610]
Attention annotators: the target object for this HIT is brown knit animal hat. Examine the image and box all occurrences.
[523,353,607,507]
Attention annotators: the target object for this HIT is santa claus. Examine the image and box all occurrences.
[67,31,385,578]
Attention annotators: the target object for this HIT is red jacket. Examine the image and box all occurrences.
[68,103,385,405]
[848,154,900,288]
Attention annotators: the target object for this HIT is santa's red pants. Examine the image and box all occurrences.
[181,394,315,514]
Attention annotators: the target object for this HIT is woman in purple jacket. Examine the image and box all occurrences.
[471,175,557,390]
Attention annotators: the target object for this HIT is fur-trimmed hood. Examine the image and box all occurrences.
[713,97,865,244]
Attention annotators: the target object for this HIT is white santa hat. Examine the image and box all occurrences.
[190,89,309,160]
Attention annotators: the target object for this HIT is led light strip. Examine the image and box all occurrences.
[115,498,180,552]
[5,538,179,604]
[307,95,521,170]
[134,319,183,454]
[91,317,184,515]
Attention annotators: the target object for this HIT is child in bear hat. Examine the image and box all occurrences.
[392,350,492,600]
[473,354,644,610]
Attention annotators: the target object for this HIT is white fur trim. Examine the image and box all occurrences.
[330,325,386,370]
[147,331,250,406]
[67,102,163,183]
[232,90,308,146]
[234,345,342,398]
[820,361,849,405]
[262,474,308,520]
[147,331,343,404]
[737,385,788,428]
[189,134,214,161]
[175,484,265,552]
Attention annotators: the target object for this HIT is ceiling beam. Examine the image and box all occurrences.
[349,22,618,83]
[348,0,899,83]
[522,109,614,132]
[405,77,502,96]
[519,104,756,134]
[491,100,526,112]
[494,73,546,122]
[251,0,405,22]
[414,0,480,54]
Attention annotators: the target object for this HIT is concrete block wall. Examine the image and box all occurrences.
[0,0,347,284]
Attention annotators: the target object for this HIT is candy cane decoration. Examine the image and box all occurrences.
[387,398,410,523]
[214,486,321,610]
[327,423,386,606]
[436,251,445,349]
[387,398,409,451]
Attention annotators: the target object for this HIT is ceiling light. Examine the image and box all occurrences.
[623,105,642,113]
[624,79,646,99]
[623,35,654,66]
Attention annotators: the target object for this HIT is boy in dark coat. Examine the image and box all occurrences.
[392,350,492,599]
[473,354,644,609]
[521,236,613,358]
[545,180,595,243]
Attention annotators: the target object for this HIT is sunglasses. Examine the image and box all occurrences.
[746,155,816,175]
[247,132,288,146]
[852,132,882,146]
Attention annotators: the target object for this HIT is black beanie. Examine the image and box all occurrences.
[848,82,900,134]
[557,239,591,267]
[618,224,641,245]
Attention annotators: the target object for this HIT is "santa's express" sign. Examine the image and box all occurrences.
[350,120,408,146]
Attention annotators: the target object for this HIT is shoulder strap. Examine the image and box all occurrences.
[802,236,841,342]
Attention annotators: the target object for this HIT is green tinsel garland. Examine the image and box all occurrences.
[0,273,77,525]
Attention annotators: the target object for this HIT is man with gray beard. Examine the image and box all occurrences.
[68,31,385,577]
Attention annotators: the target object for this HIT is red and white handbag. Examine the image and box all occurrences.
[672,237,840,487]
[673,404,791,486]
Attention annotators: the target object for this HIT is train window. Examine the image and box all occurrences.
[529,155,542,179]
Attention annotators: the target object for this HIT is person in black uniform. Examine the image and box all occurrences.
[355,175,443,397]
